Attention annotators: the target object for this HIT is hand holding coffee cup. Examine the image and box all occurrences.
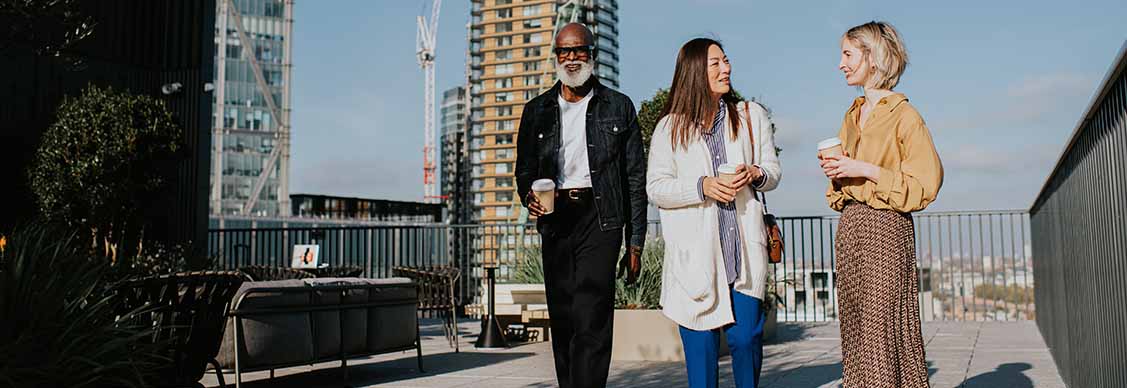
[529,179,556,216]
[817,137,843,160]
[703,163,743,203]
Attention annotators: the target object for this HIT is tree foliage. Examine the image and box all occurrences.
[30,84,184,263]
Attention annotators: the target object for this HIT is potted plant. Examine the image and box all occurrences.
[763,270,791,342]
[610,239,691,361]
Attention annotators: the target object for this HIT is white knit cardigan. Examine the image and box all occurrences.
[646,101,782,331]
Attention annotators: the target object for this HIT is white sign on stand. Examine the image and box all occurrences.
[291,244,320,269]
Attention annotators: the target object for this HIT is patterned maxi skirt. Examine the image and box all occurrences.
[835,202,929,388]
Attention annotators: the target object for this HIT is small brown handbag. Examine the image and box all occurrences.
[742,102,785,263]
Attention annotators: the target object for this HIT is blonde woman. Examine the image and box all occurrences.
[819,21,943,387]
[647,38,781,388]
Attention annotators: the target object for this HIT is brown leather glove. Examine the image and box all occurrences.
[617,245,643,285]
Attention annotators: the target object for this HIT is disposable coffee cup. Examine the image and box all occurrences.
[717,163,740,186]
[531,179,556,215]
[817,137,843,159]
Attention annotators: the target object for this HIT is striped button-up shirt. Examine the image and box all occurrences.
[696,102,741,284]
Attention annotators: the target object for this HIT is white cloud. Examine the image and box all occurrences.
[1006,73,1093,98]
[936,72,1097,131]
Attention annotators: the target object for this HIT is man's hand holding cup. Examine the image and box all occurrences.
[527,179,556,217]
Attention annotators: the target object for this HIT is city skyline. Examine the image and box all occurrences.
[288,0,1127,217]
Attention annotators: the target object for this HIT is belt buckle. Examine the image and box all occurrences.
[568,189,582,200]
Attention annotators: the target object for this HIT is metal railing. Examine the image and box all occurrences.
[1030,41,1127,388]
[772,210,1032,323]
[209,209,1034,323]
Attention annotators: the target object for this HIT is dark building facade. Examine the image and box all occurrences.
[440,86,473,224]
[291,194,443,223]
[0,1,216,254]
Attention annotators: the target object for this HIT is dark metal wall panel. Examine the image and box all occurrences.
[1031,41,1127,388]
[0,0,215,257]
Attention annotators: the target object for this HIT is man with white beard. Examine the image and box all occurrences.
[516,23,647,388]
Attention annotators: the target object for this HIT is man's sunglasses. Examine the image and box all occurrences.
[553,45,594,57]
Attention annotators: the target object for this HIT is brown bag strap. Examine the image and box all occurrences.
[741,101,769,213]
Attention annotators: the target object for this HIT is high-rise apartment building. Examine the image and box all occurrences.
[210,0,294,217]
[467,0,620,225]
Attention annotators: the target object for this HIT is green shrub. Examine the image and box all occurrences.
[512,245,544,284]
[973,284,1034,305]
[29,84,184,268]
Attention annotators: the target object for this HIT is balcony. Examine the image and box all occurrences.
[198,42,1127,382]
[203,209,1066,387]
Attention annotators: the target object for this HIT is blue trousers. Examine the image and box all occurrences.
[678,287,765,388]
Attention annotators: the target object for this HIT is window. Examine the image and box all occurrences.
[523,90,538,100]
[494,36,512,47]
[522,5,539,16]
[598,35,617,50]
[524,33,543,44]
[523,47,541,57]
[494,49,511,60]
[496,191,513,202]
[496,149,514,159]
[494,0,512,5]
[496,106,513,116]
[495,163,510,174]
[497,177,513,187]
[496,206,510,217]
[496,8,511,18]
[495,22,512,33]
[494,92,513,102]
[496,134,514,144]
[498,121,515,131]
[494,78,512,88]
[522,19,542,29]
[494,63,514,74]
[523,61,540,71]
[523,75,541,86]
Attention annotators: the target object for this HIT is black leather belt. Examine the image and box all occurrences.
[557,187,593,201]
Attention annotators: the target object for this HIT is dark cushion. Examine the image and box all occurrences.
[215,277,419,370]
[217,280,313,369]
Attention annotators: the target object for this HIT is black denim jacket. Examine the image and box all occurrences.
[516,79,647,248]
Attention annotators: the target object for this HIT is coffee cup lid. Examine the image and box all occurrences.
[532,179,556,191]
[717,163,739,174]
[817,137,842,150]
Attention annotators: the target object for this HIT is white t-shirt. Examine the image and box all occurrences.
[556,91,594,189]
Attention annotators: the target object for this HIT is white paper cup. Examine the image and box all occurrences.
[531,179,556,215]
[717,163,740,186]
[817,137,843,159]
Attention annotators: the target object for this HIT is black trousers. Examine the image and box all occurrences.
[537,189,622,388]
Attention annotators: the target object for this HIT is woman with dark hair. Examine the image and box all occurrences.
[646,38,781,388]
[820,21,943,387]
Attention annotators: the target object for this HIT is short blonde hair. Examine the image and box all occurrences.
[843,21,908,90]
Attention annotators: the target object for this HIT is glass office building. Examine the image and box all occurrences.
[210,0,293,217]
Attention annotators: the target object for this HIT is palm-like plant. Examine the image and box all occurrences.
[0,224,163,388]
[615,239,664,309]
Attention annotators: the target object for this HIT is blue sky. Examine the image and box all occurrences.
[289,0,1126,216]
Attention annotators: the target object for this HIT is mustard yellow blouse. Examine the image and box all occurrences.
[826,93,943,213]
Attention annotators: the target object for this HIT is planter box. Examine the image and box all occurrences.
[612,308,779,361]
[612,309,685,361]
